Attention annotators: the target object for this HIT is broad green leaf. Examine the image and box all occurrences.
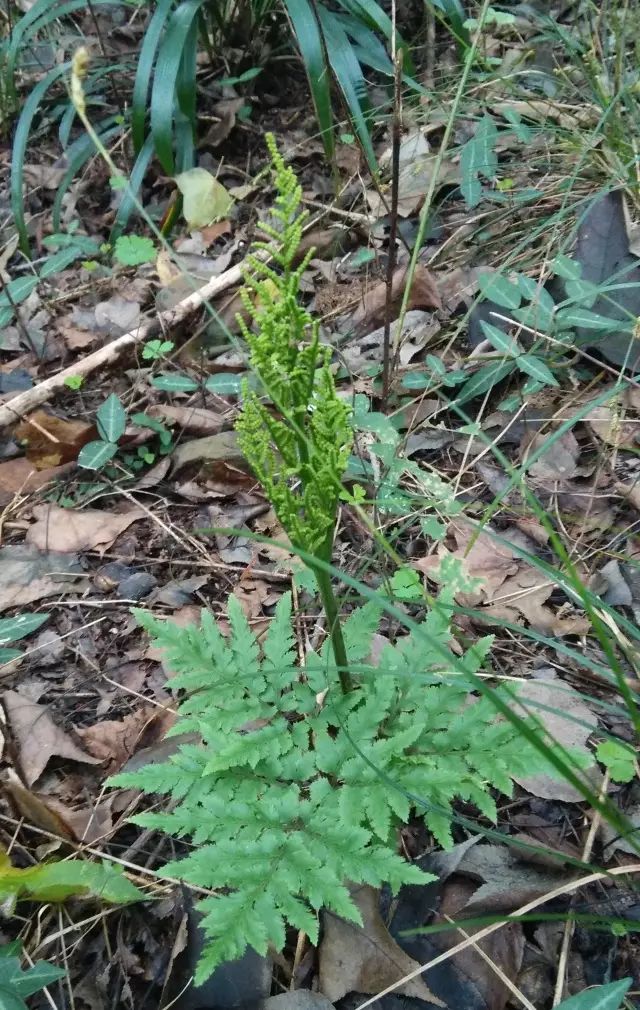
[0,649,22,664]
[38,246,88,279]
[565,278,600,308]
[500,108,532,144]
[554,979,632,1010]
[204,374,245,395]
[175,168,234,228]
[390,567,422,601]
[478,272,521,310]
[151,373,199,392]
[114,235,156,266]
[459,141,482,208]
[77,440,118,470]
[552,254,582,281]
[7,957,66,998]
[96,393,127,442]
[596,740,636,784]
[284,0,335,163]
[0,276,40,329]
[516,274,555,313]
[460,114,498,208]
[555,307,625,331]
[0,851,144,906]
[0,614,47,646]
[480,321,519,355]
[0,985,27,1010]
[400,371,436,390]
[516,354,559,386]
[454,359,516,404]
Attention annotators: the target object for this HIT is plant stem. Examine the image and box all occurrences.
[314,567,353,695]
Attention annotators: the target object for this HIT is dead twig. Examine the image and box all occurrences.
[0,257,251,431]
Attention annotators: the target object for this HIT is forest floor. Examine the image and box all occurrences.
[1,3,640,1009]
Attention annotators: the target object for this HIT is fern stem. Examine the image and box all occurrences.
[314,566,353,694]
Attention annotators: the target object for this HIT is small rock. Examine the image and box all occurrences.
[94,562,132,592]
[117,572,157,600]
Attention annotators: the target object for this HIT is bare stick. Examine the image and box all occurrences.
[381,38,403,404]
[0,260,247,431]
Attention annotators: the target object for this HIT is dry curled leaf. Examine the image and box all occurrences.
[77,705,176,774]
[415,519,590,636]
[510,669,597,802]
[351,264,442,338]
[26,504,145,553]
[3,690,100,786]
[15,410,95,469]
[319,884,443,1005]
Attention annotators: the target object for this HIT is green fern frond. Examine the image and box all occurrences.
[111,587,554,982]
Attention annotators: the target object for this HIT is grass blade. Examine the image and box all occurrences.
[316,4,376,171]
[52,124,122,233]
[151,0,207,175]
[283,0,335,164]
[7,0,116,102]
[111,135,155,239]
[132,0,175,153]
[338,0,416,76]
[11,61,70,254]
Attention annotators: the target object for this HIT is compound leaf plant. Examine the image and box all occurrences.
[112,138,551,984]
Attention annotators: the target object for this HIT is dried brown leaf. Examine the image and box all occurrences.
[146,403,227,435]
[15,410,95,469]
[77,704,176,774]
[351,265,441,338]
[3,690,100,786]
[0,458,74,507]
[26,503,145,553]
[510,670,597,801]
[319,884,443,1004]
[0,544,82,611]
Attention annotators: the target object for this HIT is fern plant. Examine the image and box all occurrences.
[235,134,354,689]
[111,140,549,984]
[112,585,540,983]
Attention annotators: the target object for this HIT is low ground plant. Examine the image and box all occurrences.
[111,139,566,983]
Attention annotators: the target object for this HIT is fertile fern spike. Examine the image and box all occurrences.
[111,586,550,982]
[235,135,352,560]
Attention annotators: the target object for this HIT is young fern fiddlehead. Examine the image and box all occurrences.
[235,135,353,689]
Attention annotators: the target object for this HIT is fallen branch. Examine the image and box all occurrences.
[0,260,247,431]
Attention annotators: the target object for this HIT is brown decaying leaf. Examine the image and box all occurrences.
[15,410,96,469]
[3,689,100,786]
[77,704,176,774]
[319,884,444,1005]
[146,403,227,435]
[520,429,580,487]
[169,430,246,474]
[510,669,597,802]
[429,872,525,1010]
[414,519,590,635]
[0,458,75,508]
[0,544,82,612]
[3,770,112,844]
[26,503,145,553]
[351,264,442,338]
